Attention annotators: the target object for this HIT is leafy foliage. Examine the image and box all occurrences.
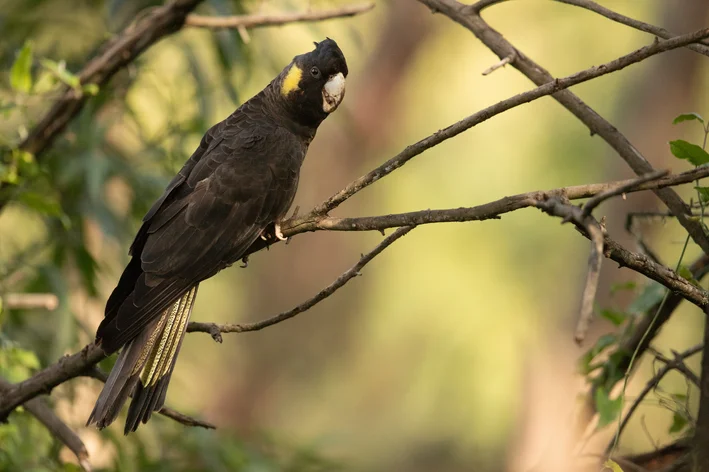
[668,139,709,166]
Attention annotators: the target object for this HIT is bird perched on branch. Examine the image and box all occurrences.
[87,39,348,434]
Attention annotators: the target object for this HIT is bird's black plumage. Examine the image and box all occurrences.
[87,39,348,433]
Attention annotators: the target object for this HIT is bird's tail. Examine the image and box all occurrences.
[87,285,198,434]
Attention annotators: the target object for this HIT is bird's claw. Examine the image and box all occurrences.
[274,223,287,241]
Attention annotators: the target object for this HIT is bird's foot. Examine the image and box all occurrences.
[260,223,288,242]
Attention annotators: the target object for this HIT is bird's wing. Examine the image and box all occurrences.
[97,133,278,351]
[131,123,225,255]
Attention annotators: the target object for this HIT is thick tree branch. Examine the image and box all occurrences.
[0,377,91,471]
[0,0,205,212]
[188,226,414,340]
[620,439,690,472]
[20,0,203,159]
[303,22,709,219]
[0,344,105,422]
[185,3,374,29]
[600,236,708,308]
[555,0,709,58]
[417,0,709,256]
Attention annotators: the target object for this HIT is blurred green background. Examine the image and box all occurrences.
[1,0,709,470]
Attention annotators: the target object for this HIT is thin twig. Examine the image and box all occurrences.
[305,22,709,219]
[188,226,415,339]
[581,170,669,219]
[607,344,703,454]
[84,368,215,429]
[534,197,604,344]
[0,377,91,471]
[651,349,700,387]
[625,212,667,265]
[466,0,508,13]
[555,0,709,58]
[418,0,709,259]
[185,3,375,29]
[3,293,59,311]
[282,166,709,236]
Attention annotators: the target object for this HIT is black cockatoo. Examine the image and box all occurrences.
[87,39,348,434]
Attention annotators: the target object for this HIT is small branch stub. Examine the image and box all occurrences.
[482,52,516,75]
[4,293,59,311]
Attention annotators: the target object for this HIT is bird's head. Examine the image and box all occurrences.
[275,38,348,128]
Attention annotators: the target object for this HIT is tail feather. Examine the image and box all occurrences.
[86,322,159,428]
[88,286,198,433]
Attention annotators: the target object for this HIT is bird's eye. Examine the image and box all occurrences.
[310,67,321,78]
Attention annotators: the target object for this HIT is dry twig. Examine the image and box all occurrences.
[3,293,59,311]
[84,368,215,429]
[304,22,709,219]
[418,0,709,258]
[188,226,414,339]
[186,3,374,29]
[555,0,709,58]
[607,344,703,454]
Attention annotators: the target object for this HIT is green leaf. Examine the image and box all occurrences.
[603,459,624,472]
[669,139,709,166]
[13,348,40,370]
[82,83,99,95]
[579,334,617,375]
[595,386,623,429]
[32,69,57,94]
[17,191,62,217]
[610,281,636,296]
[10,42,33,93]
[673,112,705,125]
[696,186,709,203]
[599,309,627,326]
[669,412,688,434]
[628,282,665,315]
[39,59,80,89]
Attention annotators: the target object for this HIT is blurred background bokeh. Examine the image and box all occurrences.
[1,0,709,470]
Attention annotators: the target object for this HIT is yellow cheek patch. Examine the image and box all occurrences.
[281,64,302,96]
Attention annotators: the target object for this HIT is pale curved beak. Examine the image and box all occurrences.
[322,72,346,113]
